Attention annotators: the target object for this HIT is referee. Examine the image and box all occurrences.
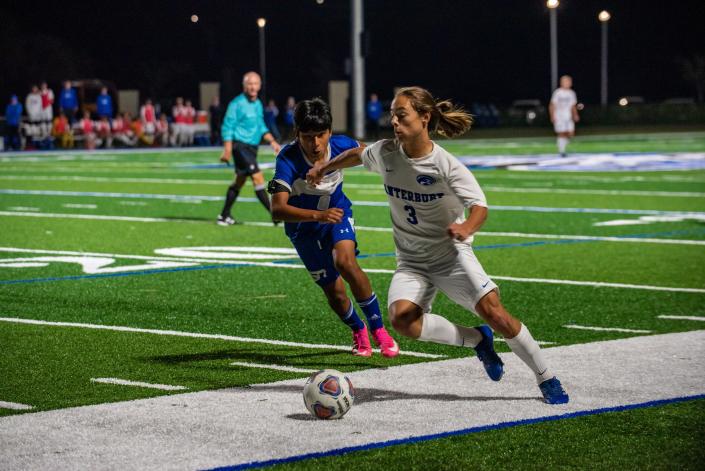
[217,71,281,225]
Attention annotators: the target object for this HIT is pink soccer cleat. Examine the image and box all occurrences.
[352,326,372,357]
[372,327,400,358]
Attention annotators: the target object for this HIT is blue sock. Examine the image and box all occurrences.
[340,299,365,332]
[357,293,384,331]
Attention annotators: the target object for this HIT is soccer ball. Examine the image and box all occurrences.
[303,369,355,420]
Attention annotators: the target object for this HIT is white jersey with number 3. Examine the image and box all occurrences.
[360,139,487,263]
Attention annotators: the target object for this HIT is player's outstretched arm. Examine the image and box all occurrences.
[269,189,343,224]
[306,147,364,185]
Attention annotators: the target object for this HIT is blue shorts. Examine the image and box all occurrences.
[291,216,358,287]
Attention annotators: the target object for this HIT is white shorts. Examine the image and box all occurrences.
[387,244,498,316]
[553,118,575,134]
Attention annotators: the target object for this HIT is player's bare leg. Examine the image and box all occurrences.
[475,290,569,403]
[389,299,503,380]
[333,240,399,357]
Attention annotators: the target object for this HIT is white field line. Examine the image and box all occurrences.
[3,175,704,198]
[230,362,317,373]
[4,189,705,217]
[0,401,33,410]
[62,203,97,209]
[90,378,188,391]
[2,330,704,470]
[563,324,652,334]
[0,317,444,359]
[0,247,702,294]
[2,207,704,247]
[658,315,705,322]
[6,206,39,211]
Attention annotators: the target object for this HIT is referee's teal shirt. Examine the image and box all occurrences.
[221,93,269,146]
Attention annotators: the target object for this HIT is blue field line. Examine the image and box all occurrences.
[2,229,704,286]
[204,393,705,471]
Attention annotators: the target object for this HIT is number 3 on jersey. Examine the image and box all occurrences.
[404,205,418,225]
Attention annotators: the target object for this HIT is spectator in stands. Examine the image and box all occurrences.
[96,87,113,119]
[96,116,112,148]
[4,95,23,151]
[283,96,295,141]
[51,111,74,149]
[111,113,136,147]
[77,110,96,149]
[40,81,55,138]
[182,99,196,146]
[264,98,281,142]
[140,98,157,136]
[171,97,186,146]
[25,85,43,145]
[154,113,170,146]
[209,96,223,146]
[366,93,382,139]
[130,112,154,146]
[59,81,78,123]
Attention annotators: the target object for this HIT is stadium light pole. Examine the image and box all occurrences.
[257,18,267,102]
[599,10,611,107]
[351,0,365,140]
[547,0,559,93]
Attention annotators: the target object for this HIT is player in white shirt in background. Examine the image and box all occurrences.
[549,75,580,157]
[308,86,569,404]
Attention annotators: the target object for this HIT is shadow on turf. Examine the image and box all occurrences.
[142,348,383,370]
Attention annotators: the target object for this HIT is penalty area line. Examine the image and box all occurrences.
[90,378,188,391]
[0,317,444,359]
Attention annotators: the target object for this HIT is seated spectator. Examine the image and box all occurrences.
[111,113,136,147]
[140,98,157,135]
[51,111,74,149]
[130,113,154,146]
[154,113,170,146]
[4,94,23,151]
[76,110,96,149]
[95,116,112,148]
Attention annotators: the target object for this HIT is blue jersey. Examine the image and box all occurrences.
[273,134,359,241]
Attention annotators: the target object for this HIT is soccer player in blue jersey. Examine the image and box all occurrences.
[267,98,399,358]
[217,71,281,226]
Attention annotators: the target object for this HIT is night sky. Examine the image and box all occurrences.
[1,0,704,109]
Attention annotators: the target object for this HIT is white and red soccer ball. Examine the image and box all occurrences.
[303,369,355,420]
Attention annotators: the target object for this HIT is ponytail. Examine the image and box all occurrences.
[395,87,473,138]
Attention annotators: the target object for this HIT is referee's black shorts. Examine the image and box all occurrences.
[233,141,260,176]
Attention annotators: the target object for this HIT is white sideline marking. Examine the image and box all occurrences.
[7,206,39,212]
[1,331,703,470]
[4,175,703,198]
[90,378,187,391]
[0,401,33,410]
[490,275,705,294]
[230,362,317,373]
[564,324,652,334]
[658,315,705,322]
[0,317,444,359]
[2,208,703,247]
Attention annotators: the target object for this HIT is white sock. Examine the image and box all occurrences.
[418,313,482,347]
[557,137,569,154]
[504,323,553,383]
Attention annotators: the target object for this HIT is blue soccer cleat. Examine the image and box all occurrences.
[473,325,504,381]
[539,377,569,404]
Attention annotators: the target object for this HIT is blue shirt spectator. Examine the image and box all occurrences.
[366,94,382,122]
[96,87,113,118]
[59,82,78,112]
[5,95,23,126]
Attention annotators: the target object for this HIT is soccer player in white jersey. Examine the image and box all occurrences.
[268,98,399,358]
[308,87,569,404]
[549,75,580,157]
